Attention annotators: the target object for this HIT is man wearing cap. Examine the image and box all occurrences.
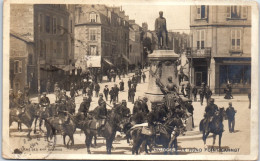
[95,98,107,133]
[121,100,130,118]
[98,93,105,106]
[226,102,236,133]
[78,96,91,117]
[109,87,115,104]
[140,97,149,115]
[40,92,50,107]
[204,98,219,133]
[205,86,212,105]
[9,89,16,108]
[128,78,132,89]
[129,85,136,104]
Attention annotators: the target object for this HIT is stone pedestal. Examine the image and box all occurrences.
[145,50,179,104]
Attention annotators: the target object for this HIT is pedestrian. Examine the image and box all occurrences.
[142,72,146,83]
[107,70,111,82]
[181,84,185,96]
[185,83,191,99]
[129,85,136,104]
[70,83,75,98]
[205,86,212,105]
[199,83,206,105]
[192,85,198,102]
[128,78,132,89]
[186,99,194,128]
[78,96,91,117]
[103,85,109,101]
[89,80,94,97]
[109,87,115,104]
[54,82,60,101]
[94,83,100,97]
[46,80,51,94]
[118,69,121,80]
[82,79,87,96]
[226,102,236,133]
[24,85,30,103]
[119,80,124,91]
[113,84,120,102]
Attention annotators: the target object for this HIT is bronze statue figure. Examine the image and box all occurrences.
[155,11,168,49]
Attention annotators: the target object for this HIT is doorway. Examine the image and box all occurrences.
[195,72,202,86]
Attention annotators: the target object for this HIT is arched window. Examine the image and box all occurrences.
[90,12,97,22]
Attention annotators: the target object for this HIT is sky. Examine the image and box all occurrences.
[122,5,190,33]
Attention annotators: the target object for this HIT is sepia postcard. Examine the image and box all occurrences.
[2,0,259,160]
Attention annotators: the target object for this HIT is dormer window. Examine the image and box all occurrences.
[90,12,97,22]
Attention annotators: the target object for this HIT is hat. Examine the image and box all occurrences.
[210,98,214,102]
[99,93,103,96]
[105,85,108,87]
[42,92,47,95]
[229,102,232,105]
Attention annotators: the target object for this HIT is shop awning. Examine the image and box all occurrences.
[103,58,114,66]
[121,54,131,63]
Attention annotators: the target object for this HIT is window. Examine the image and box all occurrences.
[197,5,207,19]
[28,54,33,65]
[40,40,46,57]
[90,12,97,22]
[227,6,248,19]
[90,29,96,41]
[53,17,57,34]
[45,16,51,33]
[196,30,205,49]
[60,18,64,35]
[89,45,97,55]
[231,30,241,50]
[14,60,22,74]
[38,14,43,32]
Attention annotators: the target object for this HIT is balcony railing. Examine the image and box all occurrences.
[186,47,211,58]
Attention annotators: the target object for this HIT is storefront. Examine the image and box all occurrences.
[215,58,251,94]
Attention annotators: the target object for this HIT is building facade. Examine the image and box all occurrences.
[74,5,130,74]
[34,4,75,92]
[128,20,143,67]
[10,4,36,93]
[189,5,251,94]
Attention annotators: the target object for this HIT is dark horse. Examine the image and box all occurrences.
[45,102,77,148]
[200,107,225,149]
[82,109,123,154]
[131,117,186,155]
[9,103,40,139]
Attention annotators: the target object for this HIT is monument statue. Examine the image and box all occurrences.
[155,11,168,49]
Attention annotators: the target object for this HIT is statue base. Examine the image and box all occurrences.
[145,50,179,105]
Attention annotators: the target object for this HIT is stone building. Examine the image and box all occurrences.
[10,4,36,93]
[189,5,251,94]
[34,4,75,92]
[74,5,130,75]
[128,20,143,68]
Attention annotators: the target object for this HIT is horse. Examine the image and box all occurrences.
[199,107,225,149]
[9,103,40,139]
[45,111,76,148]
[130,117,186,155]
[82,109,123,154]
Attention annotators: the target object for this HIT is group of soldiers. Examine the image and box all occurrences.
[127,70,146,104]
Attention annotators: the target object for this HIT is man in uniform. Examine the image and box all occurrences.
[129,85,136,104]
[205,86,212,105]
[199,83,206,105]
[16,90,25,108]
[40,92,50,107]
[78,96,91,118]
[156,76,178,110]
[226,102,236,133]
[119,79,124,91]
[98,93,105,106]
[186,99,194,128]
[95,98,107,134]
[140,97,149,115]
[155,11,168,49]
[59,90,69,103]
[203,98,219,133]
[121,100,130,118]
[192,85,198,102]
[128,78,132,89]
